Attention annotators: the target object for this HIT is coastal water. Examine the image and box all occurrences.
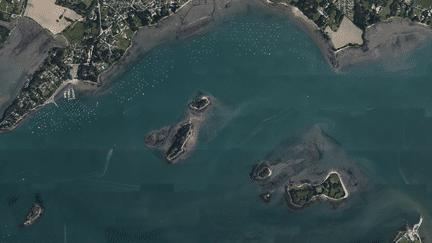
[1,5,432,242]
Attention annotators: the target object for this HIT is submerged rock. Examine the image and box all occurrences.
[259,192,272,204]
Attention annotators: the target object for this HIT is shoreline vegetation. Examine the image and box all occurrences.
[284,171,349,211]
[2,0,432,133]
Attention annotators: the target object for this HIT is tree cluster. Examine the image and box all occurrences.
[353,0,368,30]
[0,25,10,45]
[78,63,99,82]
[152,4,170,23]
[55,0,97,19]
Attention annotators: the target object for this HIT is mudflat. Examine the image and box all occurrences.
[0,18,65,115]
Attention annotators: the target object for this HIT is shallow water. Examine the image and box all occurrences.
[0,5,432,243]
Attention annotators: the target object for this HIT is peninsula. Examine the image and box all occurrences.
[144,92,214,164]
[20,203,44,228]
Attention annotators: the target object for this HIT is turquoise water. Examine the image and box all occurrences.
[1,6,432,243]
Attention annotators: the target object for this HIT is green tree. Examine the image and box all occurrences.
[329,9,336,19]
[160,4,169,17]
[316,15,326,27]
[389,0,399,16]
[312,12,320,21]
[170,2,179,12]
[318,0,326,7]
[368,11,381,25]
[407,9,413,19]
[134,10,151,26]
[353,1,368,30]
[0,25,10,45]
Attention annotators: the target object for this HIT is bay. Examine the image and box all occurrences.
[0,5,432,243]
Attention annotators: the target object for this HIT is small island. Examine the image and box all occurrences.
[188,95,211,112]
[250,163,273,182]
[144,92,214,164]
[284,172,348,211]
[250,124,369,210]
[259,192,272,204]
[20,204,44,228]
[165,122,193,163]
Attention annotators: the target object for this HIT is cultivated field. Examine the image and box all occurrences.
[24,0,82,35]
[325,16,363,49]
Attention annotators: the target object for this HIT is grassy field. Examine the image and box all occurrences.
[0,0,21,13]
[114,34,130,50]
[414,0,432,8]
[62,22,85,45]
[0,0,8,12]
[124,28,134,39]
[82,0,94,8]
[378,0,393,19]
[25,0,81,35]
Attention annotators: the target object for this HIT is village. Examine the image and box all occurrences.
[271,0,432,49]
[2,0,432,132]
[0,0,187,132]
